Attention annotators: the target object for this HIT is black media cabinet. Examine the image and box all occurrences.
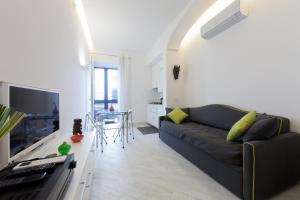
[0,154,76,200]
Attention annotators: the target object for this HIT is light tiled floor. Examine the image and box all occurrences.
[91,127,300,200]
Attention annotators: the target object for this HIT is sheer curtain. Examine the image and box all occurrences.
[118,55,131,110]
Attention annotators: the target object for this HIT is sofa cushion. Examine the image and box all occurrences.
[166,107,191,122]
[227,111,257,141]
[160,121,204,139]
[243,118,280,142]
[166,107,190,115]
[255,114,290,134]
[160,121,243,166]
[233,113,289,142]
[189,104,290,134]
[189,104,247,130]
[183,126,243,166]
[167,107,188,124]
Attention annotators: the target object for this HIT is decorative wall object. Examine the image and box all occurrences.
[73,118,82,135]
[173,65,180,80]
[71,118,84,143]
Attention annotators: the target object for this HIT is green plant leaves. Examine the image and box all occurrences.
[0,107,11,128]
[0,104,26,141]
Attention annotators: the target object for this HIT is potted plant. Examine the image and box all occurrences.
[0,104,26,141]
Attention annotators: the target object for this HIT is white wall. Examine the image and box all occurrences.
[147,0,215,108]
[128,52,151,123]
[165,50,186,107]
[146,14,185,107]
[180,0,300,131]
[0,0,89,134]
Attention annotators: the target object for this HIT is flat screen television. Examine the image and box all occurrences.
[9,86,59,157]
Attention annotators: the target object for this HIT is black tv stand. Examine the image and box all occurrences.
[0,154,76,200]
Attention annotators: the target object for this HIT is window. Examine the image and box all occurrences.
[94,67,118,112]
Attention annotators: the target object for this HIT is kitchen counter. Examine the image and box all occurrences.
[148,102,163,105]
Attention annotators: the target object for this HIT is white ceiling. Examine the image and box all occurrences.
[82,0,190,52]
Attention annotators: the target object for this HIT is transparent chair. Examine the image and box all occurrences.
[85,110,134,151]
[112,109,134,142]
[84,113,108,152]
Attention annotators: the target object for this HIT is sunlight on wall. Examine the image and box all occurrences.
[79,48,87,66]
[180,0,236,47]
[74,0,94,51]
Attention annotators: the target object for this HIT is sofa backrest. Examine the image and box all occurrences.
[189,104,290,133]
[189,104,246,130]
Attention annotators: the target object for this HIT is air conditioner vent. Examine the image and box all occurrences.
[201,0,248,39]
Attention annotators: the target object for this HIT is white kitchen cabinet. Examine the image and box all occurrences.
[147,104,165,128]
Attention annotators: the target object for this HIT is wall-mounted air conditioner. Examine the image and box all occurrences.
[201,0,248,39]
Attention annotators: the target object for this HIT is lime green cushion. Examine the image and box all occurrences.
[167,107,188,124]
[227,111,257,141]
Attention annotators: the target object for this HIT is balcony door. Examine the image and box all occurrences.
[94,67,118,113]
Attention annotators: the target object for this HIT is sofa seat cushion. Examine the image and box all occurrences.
[183,127,243,166]
[160,121,204,139]
[160,121,243,166]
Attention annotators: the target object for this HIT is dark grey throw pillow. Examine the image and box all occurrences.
[243,118,279,142]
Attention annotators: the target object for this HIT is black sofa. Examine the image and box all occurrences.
[159,104,300,200]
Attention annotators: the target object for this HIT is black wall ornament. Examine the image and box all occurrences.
[173,65,180,80]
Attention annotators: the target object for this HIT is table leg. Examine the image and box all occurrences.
[96,126,99,148]
[126,113,129,143]
[130,113,134,140]
[100,126,103,152]
[122,114,125,149]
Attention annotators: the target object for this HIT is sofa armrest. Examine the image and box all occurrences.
[243,133,300,200]
[159,116,169,128]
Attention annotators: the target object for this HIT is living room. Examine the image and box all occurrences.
[0,0,300,200]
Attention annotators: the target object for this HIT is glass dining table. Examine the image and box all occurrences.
[95,109,130,152]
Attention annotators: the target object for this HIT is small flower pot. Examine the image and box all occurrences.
[70,134,84,143]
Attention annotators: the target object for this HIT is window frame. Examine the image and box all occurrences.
[94,66,118,110]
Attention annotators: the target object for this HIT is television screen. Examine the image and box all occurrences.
[9,86,59,157]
